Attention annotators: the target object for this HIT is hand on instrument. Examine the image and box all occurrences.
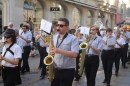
[19,35,23,39]
[50,47,59,55]
[88,44,92,48]
[45,42,49,47]
[0,54,3,60]
[108,45,114,48]
[102,40,107,45]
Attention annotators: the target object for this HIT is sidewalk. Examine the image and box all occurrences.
[0,55,130,86]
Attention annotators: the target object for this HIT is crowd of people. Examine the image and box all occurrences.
[0,18,130,86]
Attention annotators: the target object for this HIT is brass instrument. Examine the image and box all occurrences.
[0,42,5,70]
[78,34,91,76]
[43,33,55,82]
[40,30,50,43]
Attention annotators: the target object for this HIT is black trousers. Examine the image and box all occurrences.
[127,52,130,62]
[21,46,31,73]
[40,47,48,76]
[114,48,123,73]
[75,50,82,79]
[101,50,115,84]
[39,46,46,68]
[122,43,128,66]
[2,66,18,86]
[51,68,75,86]
[85,55,99,86]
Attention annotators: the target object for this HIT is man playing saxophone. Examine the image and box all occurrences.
[50,18,79,86]
[85,25,102,86]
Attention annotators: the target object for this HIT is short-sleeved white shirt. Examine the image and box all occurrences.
[115,37,125,48]
[21,31,32,46]
[1,43,22,67]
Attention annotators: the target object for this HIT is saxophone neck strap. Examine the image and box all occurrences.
[56,33,68,48]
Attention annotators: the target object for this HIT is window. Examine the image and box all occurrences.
[72,8,80,26]
[52,3,65,21]
[23,0,43,29]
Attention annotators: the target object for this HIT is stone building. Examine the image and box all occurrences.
[0,0,130,32]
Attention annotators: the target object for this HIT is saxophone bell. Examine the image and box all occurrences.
[44,55,54,65]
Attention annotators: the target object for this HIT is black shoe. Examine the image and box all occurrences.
[40,75,45,80]
[107,84,110,86]
[38,67,41,70]
[123,66,128,68]
[74,78,80,81]
[115,73,118,76]
[102,80,107,83]
[25,70,30,72]
[21,72,24,75]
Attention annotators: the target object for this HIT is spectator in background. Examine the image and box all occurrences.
[2,26,8,36]
[19,23,23,35]
[8,22,13,29]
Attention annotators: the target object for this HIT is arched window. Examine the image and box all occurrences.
[86,11,93,26]
[23,0,43,29]
[72,8,80,26]
[52,3,65,21]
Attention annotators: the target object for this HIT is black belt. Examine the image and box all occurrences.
[103,49,114,52]
[86,54,98,58]
[55,68,74,71]
[2,66,17,70]
[115,48,122,50]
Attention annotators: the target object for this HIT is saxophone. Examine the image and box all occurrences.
[78,34,91,76]
[43,33,55,82]
[40,30,50,43]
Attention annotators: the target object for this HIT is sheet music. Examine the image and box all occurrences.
[40,19,52,33]
[80,27,90,35]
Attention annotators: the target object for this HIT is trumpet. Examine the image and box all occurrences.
[43,33,55,82]
[78,34,91,76]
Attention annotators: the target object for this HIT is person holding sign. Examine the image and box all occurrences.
[85,25,102,86]
[50,18,79,86]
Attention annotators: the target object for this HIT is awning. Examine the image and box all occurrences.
[24,3,30,9]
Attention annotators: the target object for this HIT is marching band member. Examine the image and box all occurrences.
[85,25,102,86]
[14,29,25,85]
[114,30,125,76]
[74,30,84,81]
[51,18,79,86]
[19,24,32,75]
[121,26,130,68]
[101,28,116,86]
[35,32,48,79]
[0,29,22,86]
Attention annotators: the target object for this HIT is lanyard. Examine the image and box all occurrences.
[56,33,68,48]
[87,37,97,53]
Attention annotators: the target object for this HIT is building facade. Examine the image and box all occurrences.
[1,0,129,31]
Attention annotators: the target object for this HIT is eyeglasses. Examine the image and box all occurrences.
[56,24,67,27]
[4,36,11,39]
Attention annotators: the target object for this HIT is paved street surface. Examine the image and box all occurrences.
[0,55,130,86]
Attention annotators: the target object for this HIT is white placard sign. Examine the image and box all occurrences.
[40,19,52,33]
[94,21,103,30]
[80,27,90,35]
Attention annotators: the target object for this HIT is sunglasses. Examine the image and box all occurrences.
[56,24,67,27]
[4,36,11,39]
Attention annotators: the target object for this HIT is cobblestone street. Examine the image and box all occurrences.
[0,55,130,86]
